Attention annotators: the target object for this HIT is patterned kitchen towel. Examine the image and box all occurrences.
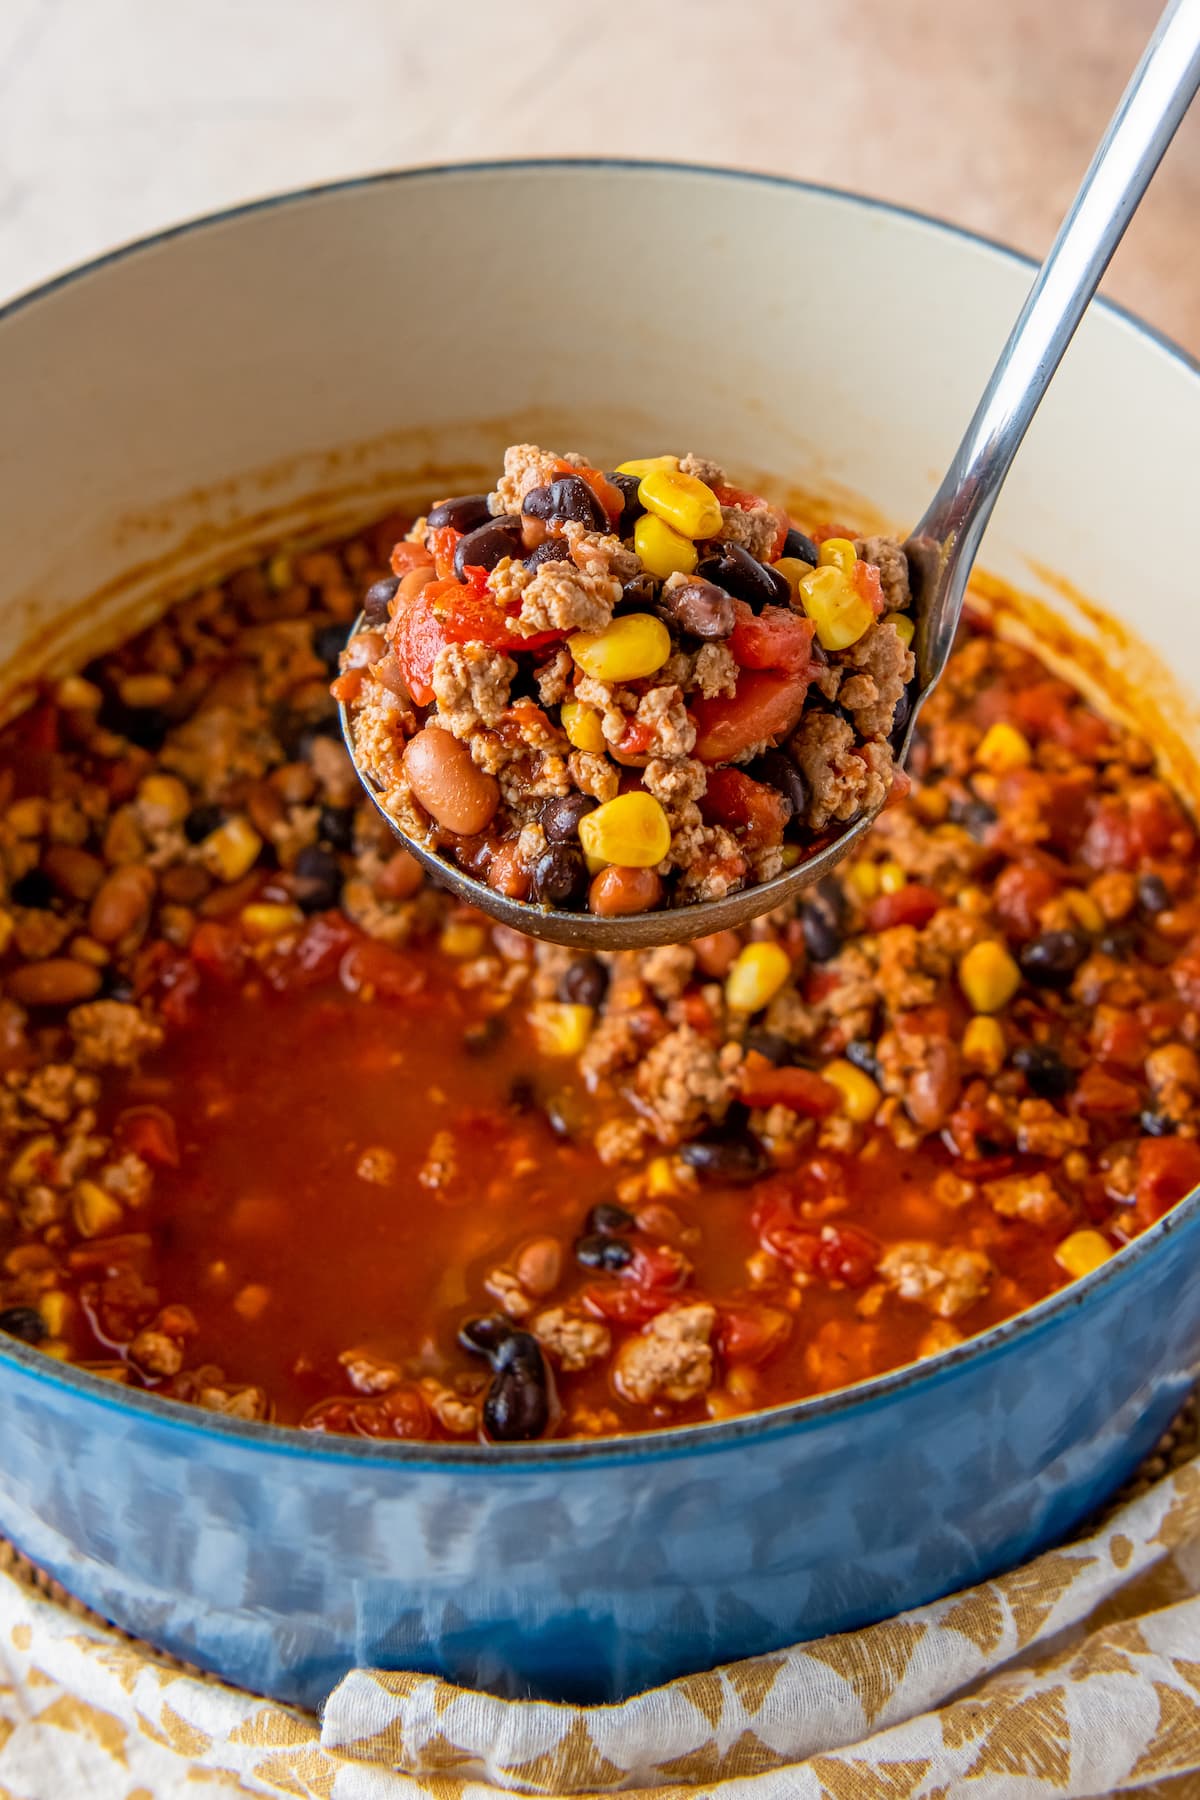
[0,1415,1197,1798]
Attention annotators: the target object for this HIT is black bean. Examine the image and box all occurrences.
[781,526,820,566]
[507,1075,537,1114]
[98,695,170,751]
[1012,1044,1075,1100]
[484,1349,553,1442]
[607,472,644,535]
[949,796,999,842]
[746,750,807,820]
[98,969,136,1004]
[318,804,356,852]
[523,476,607,531]
[696,545,791,612]
[426,493,493,534]
[10,868,56,909]
[1140,1109,1177,1137]
[558,956,609,1008]
[657,578,735,641]
[314,623,350,674]
[574,1233,633,1271]
[453,516,524,581]
[586,1201,636,1236]
[680,1128,769,1185]
[801,883,846,963]
[1099,926,1141,959]
[543,1090,584,1140]
[844,1039,884,1082]
[524,538,574,571]
[292,845,343,913]
[1019,930,1088,988]
[890,688,913,740]
[531,845,589,909]
[183,803,227,845]
[361,575,399,626]
[459,1314,515,1357]
[463,1017,505,1055]
[744,1031,791,1065]
[541,793,597,844]
[1138,873,1171,915]
[0,1306,47,1345]
[619,571,662,613]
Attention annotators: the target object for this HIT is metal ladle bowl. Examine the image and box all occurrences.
[342,0,1200,951]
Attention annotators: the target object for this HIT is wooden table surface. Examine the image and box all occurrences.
[1,0,1197,352]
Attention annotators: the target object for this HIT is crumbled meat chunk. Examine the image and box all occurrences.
[690,643,739,699]
[483,1266,534,1320]
[1014,1099,1089,1158]
[613,1301,716,1404]
[632,1024,734,1144]
[1145,1044,1200,1122]
[488,443,585,515]
[533,1307,611,1371]
[67,1002,163,1070]
[878,1242,992,1317]
[431,642,515,739]
[718,504,780,561]
[643,756,707,821]
[638,944,696,1003]
[679,453,725,486]
[984,1172,1071,1227]
[791,713,892,829]
[593,1115,649,1165]
[837,622,915,739]
[621,686,696,759]
[488,554,619,638]
[356,1145,397,1185]
[535,647,573,708]
[854,536,911,611]
[567,751,621,803]
[563,521,641,583]
[128,1329,185,1378]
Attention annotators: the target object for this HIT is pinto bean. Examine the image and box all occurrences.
[515,1236,562,1297]
[487,842,532,901]
[42,846,105,902]
[375,848,425,900]
[7,958,102,1006]
[404,726,499,836]
[89,865,156,944]
[588,866,663,916]
[657,578,735,641]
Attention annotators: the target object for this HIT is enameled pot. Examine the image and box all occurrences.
[1,163,1199,1708]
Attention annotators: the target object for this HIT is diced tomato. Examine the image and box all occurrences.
[115,1106,180,1169]
[189,921,246,982]
[1089,1007,1149,1072]
[628,1243,690,1292]
[700,768,791,847]
[581,1281,676,1326]
[278,912,361,989]
[728,601,815,675]
[717,1305,792,1366]
[884,767,914,809]
[691,670,811,763]
[1134,1136,1200,1230]
[425,525,462,580]
[389,540,436,578]
[156,951,202,1030]
[392,578,565,705]
[575,467,625,526]
[993,860,1061,939]
[738,1052,839,1116]
[338,939,427,1000]
[1170,936,1200,1009]
[304,1387,432,1440]
[1082,788,1184,872]
[1071,1065,1141,1118]
[813,1224,881,1288]
[712,484,788,560]
[391,580,452,704]
[865,884,942,932]
[613,717,657,759]
[853,559,885,617]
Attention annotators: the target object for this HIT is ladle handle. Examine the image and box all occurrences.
[912,0,1200,674]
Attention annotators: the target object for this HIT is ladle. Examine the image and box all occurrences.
[343,0,1200,949]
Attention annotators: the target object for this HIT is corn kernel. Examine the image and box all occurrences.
[823,1058,882,1123]
[40,1339,70,1361]
[845,859,879,902]
[7,798,46,838]
[267,552,294,591]
[568,613,671,684]
[914,786,949,823]
[241,902,303,941]
[646,1156,681,1198]
[962,1014,1006,1075]
[72,1180,124,1239]
[725,941,792,1013]
[118,672,173,709]
[706,1390,743,1421]
[772,555,815,595]
[439,920,486,959]
[39,1291,70,1337]
[578,792,671,869]
[975,722,1032,774]
[958,939,1022,1013]
[9,1136,54,1188]
[561,700,606,754]
[780,845,802,869]
[726,1366,759,1402]
[0,910,13,958]
[878,861,907,896]
[884,610,915,647]
[638,467,722,540]
[69,936,110,968]
[634,512,699,580]
[137,773,191,826]
[817,536,858,575]
[956,885,990,915]
[200,815,262,883]
[1064,888,1104,935]
[1055,1229,1114,1280]
[797,565,873,651]
[56,676,103,711]
[616,456,679,478]
[530,1001,594,1058]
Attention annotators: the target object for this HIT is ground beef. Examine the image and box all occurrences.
[488,554,619,638]
[632,1024,734,1143]
[1014,1099,1089,1158]
[612,1301,716,1404]
[488,443,586,516]
[679,453,725,486]
[624,686,696,759]
[837,621,915,739]
[431,642,515,739]
[718,504,780,562]
[564,522,641,583]
[535,647,573,708]
[643,756,708,821]
[878,1242,992,1318]
[690,643,739,699]
[791,713,891,829]
[533,1307,611,1372]
[984,1172,1071,1227]
[566,751,621,803]
[67,1002,163,1070]
[855,536,912,611]
[638,944,696,1003]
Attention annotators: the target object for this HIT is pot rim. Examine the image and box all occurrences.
[2,156,1198,1470]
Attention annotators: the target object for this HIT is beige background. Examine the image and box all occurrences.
[1,0,1198,352]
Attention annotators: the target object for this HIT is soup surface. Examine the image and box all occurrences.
[0,502,1198,1442]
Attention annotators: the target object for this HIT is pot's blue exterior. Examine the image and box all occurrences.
[0,1188,1195,1709]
